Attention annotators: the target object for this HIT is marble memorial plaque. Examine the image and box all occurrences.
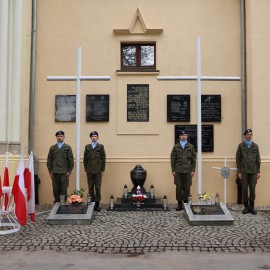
[86,95,109,122]
[167,95,190,122]
[55,95,76,122]
[201,95,221,122]
[175,125,214,152]
[127,84,149,122]
[56,204,88,214]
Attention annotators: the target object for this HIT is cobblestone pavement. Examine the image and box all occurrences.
[0,205,269,254]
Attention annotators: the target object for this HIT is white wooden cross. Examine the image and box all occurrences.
[157,37,240,194]
[47,47,110,190]
[212,157,237,205]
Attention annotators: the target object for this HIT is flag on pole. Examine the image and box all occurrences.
[24,152,35,222]
[3,152,10,210]
[12,154,27,226]
[0,175,2,197]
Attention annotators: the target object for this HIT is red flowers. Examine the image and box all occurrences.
[131,194,147,203]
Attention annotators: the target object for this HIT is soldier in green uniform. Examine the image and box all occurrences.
[170,130,196,211]
[83,131,106,212]
[236,129,261,215]
[47,131,74,203]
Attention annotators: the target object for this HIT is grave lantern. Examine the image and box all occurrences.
[215,193,220,205]
[163,195,168,210]
[150,185,155,198]
[109,195,114,210]
[123,184,128,198]
[136,185,142,195]
[87,193,92,205]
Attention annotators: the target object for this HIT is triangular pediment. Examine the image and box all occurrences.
[113,8,163,35]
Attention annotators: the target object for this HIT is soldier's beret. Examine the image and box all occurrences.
[243,129,252,135]
[178,130,187,136]
[55,131,65,136]
[90,131,99,136]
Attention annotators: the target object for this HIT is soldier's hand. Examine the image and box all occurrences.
[49,172,53,180]
[257,173,260,180]
[237,173,242,180]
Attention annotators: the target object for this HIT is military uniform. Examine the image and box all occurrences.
[47,143,74,203]
[170,142,196,205]
[83,143,106,202]
[236,141,260,209]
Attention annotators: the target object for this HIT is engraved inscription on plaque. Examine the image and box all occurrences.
[201,95,221,122]
[86,95,109,122]
[127,84,149,122]
[56,204,88,214]
[167,95,190,122]
[55,95,76,122]
[175,125,214,152]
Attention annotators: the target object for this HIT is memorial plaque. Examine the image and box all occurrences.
[55,95,76,122]
[175,125,214,152]
[201,95,221,122]
[86,95,109,122]
[167,95,190,122]
[56,204,88,214]
[191,205,225,215]
[127,84,149,122]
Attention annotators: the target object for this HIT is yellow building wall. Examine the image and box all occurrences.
[1,0,264,206]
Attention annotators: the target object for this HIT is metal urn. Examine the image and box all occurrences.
[130,165,147,193]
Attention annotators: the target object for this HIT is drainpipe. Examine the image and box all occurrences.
[240,0,247,133]
[29,0,37,154]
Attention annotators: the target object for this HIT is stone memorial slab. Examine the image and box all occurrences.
[47,202,95,225]
[175,125,214,152]
[86,95,109,122]
[127,84,149,122]
[110,197,167,211]
[184,203,234,226]
[167,95,190,122]
[201,95,221,122]
[55,95,76,122]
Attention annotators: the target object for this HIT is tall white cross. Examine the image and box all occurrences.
[157,37,241,194]
[212,157,237,205]
[47,47,110,190]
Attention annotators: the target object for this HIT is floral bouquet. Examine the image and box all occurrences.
[130,194,147,204]
[198,193,213,200]
[67,188,85,204]
[198,192,213,205]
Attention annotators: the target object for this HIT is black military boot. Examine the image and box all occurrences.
[249,201,257,215]
[242,201,249,214]
[176,201,183,211]
[94,201,101,212]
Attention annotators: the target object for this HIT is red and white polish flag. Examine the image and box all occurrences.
[12,154,27,226]
[24,151,35,222]
[3,152,10,211]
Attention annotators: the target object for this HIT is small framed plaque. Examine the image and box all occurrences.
[86,95,109,122]
[167,95,190,122]
[175,125,214,152]
[55,95,76,122]
[201,95,221,122]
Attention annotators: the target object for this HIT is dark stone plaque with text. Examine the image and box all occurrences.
[167,95,190,122]
[127,84,149,122]
[201,95,221,122]
[55,95,76,122]
[175,125,214,152]
[86,95,109,122]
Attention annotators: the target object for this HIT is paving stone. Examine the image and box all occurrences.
[1,206,270,254]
